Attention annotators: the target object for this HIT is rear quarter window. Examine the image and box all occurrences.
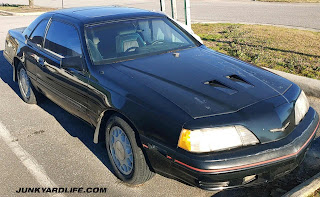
[29,19,49,47]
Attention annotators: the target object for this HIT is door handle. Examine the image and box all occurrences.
[31,53,39,62]
[38,57,45,67]
[65,68,88,78]
[30,53,45,67]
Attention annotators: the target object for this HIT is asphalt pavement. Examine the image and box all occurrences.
[0,15,320,197]
[1,0,320,30]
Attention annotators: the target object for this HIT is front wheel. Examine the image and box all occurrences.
[105,115,154,185]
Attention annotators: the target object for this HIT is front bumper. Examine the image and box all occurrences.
[142,107,319,190]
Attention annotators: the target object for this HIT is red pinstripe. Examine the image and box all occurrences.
[175,120,319,173]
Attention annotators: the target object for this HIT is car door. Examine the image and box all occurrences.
[36,19,91,123]
[24,18,50,85]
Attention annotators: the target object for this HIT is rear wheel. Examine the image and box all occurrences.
[17,63,39,104]
[105,115,154,185]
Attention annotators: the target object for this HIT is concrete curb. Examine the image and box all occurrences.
[193,21,320,32]
[282,171,320,197]
[264,68,320,98]
[0,10,44,16]
[0,10,13,15]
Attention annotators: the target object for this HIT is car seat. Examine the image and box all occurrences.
[116,25,145,53]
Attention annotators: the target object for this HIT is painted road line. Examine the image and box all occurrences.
[0,121,65,197]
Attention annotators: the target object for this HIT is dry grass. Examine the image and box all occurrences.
[256,0,320,2]
[0,4,55,13]
[308,188,320,197]
[315,188,320,197]
[192,23,320,79]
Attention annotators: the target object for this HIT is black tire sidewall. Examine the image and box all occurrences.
[17,63,34,103]
[105,116,146,184]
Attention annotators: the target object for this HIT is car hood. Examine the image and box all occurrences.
[115,46,293,119]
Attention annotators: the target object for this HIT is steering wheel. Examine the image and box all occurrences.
[125,46,139,53]
[151,40,165,45]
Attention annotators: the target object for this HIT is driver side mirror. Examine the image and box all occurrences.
[60,56,84,71]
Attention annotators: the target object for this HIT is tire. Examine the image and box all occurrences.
[105,115,154,185]
[17,63,40,104]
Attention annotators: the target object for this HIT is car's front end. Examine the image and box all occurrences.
[141,84,319,190]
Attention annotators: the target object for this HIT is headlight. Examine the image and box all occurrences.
[178,126,259,153]
[295,90,309,125]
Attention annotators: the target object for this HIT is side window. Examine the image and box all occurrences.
[44,20,82,58]
[29,19,49,47]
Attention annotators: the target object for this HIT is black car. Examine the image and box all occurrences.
[4,6,319,190]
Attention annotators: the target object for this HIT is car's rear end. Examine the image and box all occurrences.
[4,27,29,82]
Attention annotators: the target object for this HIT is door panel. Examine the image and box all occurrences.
[25,45,43,83]
[36,52,91,122]
[35,19,91,123]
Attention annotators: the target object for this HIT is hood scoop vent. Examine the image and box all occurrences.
[204,80,237,95]
[226,75,254,88]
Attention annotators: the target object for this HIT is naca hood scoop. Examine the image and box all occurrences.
[204,75,254,95]
[204,80,237,95]
[114,46,292,118]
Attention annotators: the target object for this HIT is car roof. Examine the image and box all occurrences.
[49,6,165,24]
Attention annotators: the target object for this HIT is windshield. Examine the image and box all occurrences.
[85,17,197,65]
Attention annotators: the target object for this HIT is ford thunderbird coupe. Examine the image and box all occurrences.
[4,7,319,190]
